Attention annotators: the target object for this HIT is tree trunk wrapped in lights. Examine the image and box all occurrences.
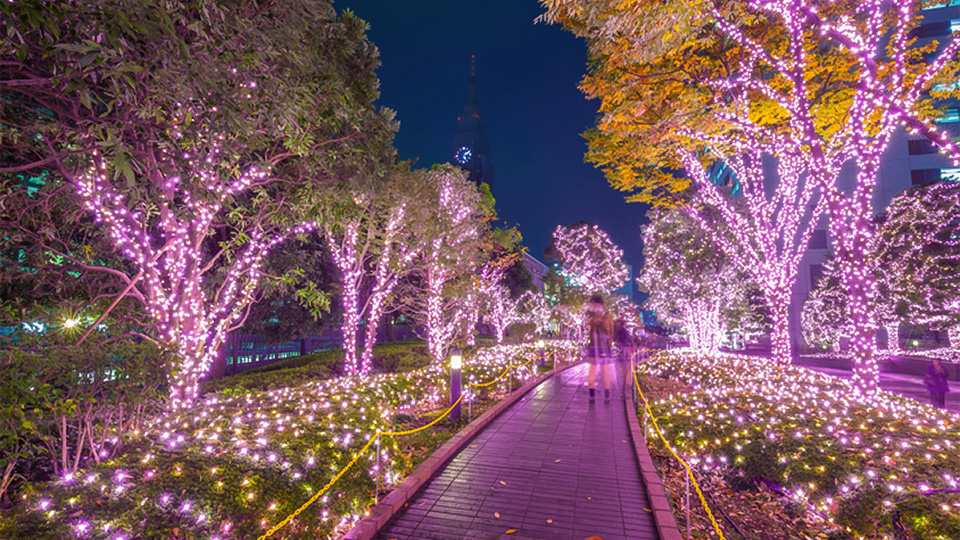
[322,171,426,374]
[0,0,397,406]
[638,203,762,355]
[397,166,491,364]
[875,181,960,348]
[541,0,960,393]
[476,266,523,344]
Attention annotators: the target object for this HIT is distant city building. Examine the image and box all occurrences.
[708,3,960,350]
[451,55,494,192]
[522,251,548,291]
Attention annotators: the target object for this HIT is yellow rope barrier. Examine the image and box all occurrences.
[632,368,726,539]
[468,365,513,388]
[257,435,377,540]
[382,394,464,436]
[258,349,548,538]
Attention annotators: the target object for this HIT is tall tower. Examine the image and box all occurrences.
[451,55,494,191]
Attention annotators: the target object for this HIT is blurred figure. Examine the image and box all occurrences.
[614,316,638,397]
[584,295,614,403]
[926,358,949,409]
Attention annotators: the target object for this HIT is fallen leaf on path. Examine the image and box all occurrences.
[494,512,501,519]
[505,530,516,535]
[586,536,603,540]
[546,519,553,524]
[554,459,561,463]
[642,507,652,512]
[621,440,628,443]
[499,480,506,486]
[470,444,478,448]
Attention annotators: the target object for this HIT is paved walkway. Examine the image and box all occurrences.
[374,363,660,540]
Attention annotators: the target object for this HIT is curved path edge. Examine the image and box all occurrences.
[344,359,585,540]
[625,386,684,540]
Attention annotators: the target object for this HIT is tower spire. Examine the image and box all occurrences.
[451,54,493,192]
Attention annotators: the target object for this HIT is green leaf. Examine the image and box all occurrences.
[78,51,99,67]
[80,89,92,110]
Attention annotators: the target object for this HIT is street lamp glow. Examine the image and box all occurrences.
[449,348,462,421]
[64,318,79,329]
[450,349,462,370]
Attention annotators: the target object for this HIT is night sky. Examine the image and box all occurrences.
[336,0,650,300]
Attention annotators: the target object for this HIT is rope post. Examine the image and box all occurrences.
[508,361,513,394]
[686,469,691,539]
[450,348,462,422]
[468,390,472,423]
[537,339,545,369]
[375,432,381,505]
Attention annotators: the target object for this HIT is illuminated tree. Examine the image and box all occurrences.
[396,165,492,363]
[638,204,759,353]
[0,0,395,406]
[801,256,850,351]
[476,266,524,344]
[322,169,427,374]
[518,289,553,335]
[542,0,960,392]
[874,181,960,347]
[551,222,629,295]
[804,182,960,352]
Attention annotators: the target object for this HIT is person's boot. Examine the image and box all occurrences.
[604,389,611,403]
[589,388,596,402]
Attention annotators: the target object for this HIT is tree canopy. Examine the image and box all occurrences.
[1,0,397,405]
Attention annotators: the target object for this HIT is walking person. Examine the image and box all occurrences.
[584,295,614,403]
[614,317,637,398]
[926,358,950,409]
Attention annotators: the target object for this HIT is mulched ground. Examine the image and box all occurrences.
[637,376,846,540]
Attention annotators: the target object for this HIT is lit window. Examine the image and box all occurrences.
[922,1,960,11]
[938,107,960,123]
[942,168,960,182]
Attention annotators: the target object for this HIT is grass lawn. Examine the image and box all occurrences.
[636,350,960,540]
[2,339,566,539]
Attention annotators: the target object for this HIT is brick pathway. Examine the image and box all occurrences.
[373,363,660,540]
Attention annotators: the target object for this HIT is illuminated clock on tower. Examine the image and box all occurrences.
[454,146,473,166]
[450,55,494,192]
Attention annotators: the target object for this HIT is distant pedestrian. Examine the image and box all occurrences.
[926,358,950,409]
[584,295,613,403]
[614,317,638,397]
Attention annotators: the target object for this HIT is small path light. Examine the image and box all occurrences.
[537,338,546,368]
[450,347,462,422]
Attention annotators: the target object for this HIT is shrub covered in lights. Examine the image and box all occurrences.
[639,350,960,539]
[0,342,561,539]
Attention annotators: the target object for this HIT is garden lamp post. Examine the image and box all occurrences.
[537,338,546,368]
[450,347,462,422]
